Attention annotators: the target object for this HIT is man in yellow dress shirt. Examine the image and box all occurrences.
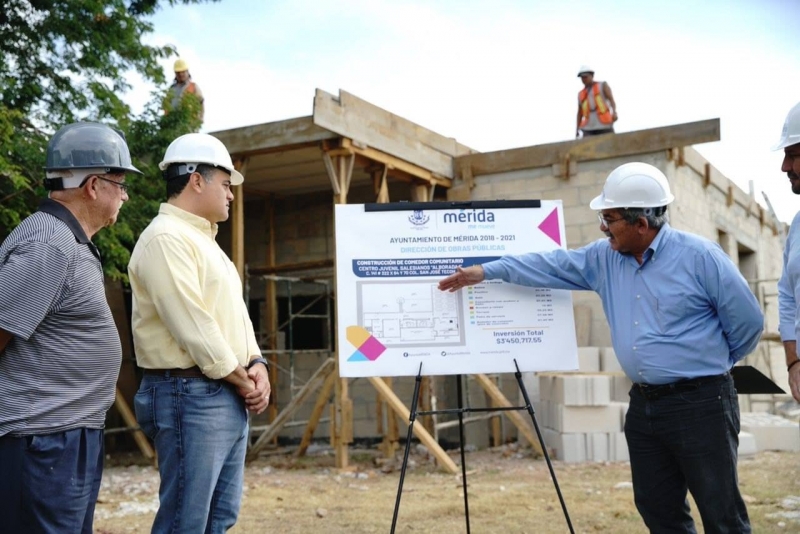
[130,133,270,534]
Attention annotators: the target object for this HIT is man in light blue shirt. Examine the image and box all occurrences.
[439,162,763,534]
[775,102,800,404]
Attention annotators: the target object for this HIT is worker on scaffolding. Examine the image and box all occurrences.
[576,65,618,138]
[0,122,140,532]
[130,132,269,533]
[439,162,762,533]
[165,58,204,122]
[774,101,800,404]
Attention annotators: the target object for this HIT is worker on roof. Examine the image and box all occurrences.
[576,65,617,138]
[165,58,205,122]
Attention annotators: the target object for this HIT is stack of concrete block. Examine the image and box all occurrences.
[575,346,624,374]
[740,412,800,452]
[576,347,601,372]
[738,432,758,457]
[536,373,629,463]
[529,346,786,461]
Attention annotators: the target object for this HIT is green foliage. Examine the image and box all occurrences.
[0,0,215,281]
[99,93,203,281]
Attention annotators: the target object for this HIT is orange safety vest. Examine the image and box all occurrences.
[579,82,613,127]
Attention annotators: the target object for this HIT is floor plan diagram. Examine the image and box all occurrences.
[357,280,465,347]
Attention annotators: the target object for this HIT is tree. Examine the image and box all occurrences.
[0,0,214,280]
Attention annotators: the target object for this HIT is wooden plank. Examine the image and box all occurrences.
[266,196,279,426]
[231,158,248,280]
[247,358,336,461]
[336,90,473,157]
[321,151,341,195]
[313,89,456,178]
[490,378,502,447]
[419,376,434,436]
[212,116,336,157]
[367,376,459,473]
[455,119,721,177]
[296,368,337,457]
[473,374,543,456]
[334,376,352,468]
[114,388,155,460]
[381,378,399,457]
[375,166,390,203]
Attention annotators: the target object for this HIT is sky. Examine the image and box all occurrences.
[129,0,800,222]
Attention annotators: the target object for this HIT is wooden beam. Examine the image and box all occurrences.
[321,151,341,195]
[367,376,459,474]
[334,375,353,468]
[212,116,337,158]
[380,378,399,457]
[231,158,248,281]
[373,166,390,203]
[472,374,543,456]
[265,196,279,426]
[296,368,337,457]
[247,358,336,461]
[331,185,352,469]
[410,182,434,202]
[341,139,452,188]
[114,388,155,460]
[456,119,721,177]
[250,259,334,276]
[313,89,469,178]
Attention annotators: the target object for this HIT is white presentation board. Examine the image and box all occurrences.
[335,200,578,377]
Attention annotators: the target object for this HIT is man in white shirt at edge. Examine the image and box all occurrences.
[775,102,800,403]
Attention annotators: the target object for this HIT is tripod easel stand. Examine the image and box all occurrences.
[390,360,575,534]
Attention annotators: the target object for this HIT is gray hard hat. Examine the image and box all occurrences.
[45,122,142,175]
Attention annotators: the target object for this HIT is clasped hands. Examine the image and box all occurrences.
[236,364,271,415]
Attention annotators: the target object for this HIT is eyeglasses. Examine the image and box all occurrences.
[597,213,625,227]
[93,176,128,193]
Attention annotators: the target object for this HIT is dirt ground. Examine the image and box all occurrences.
[94,445,800,533]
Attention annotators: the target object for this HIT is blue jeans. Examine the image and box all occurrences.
[625,373,750,533]
[134,375,249,534]
[0,428,104,534]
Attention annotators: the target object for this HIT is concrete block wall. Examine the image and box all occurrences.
[740,412,800,452]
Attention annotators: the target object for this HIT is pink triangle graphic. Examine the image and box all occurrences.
[538,208,561,246]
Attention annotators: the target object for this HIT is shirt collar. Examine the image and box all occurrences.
[159,203,218,238]
[645,222,672,262]
[38,198,102,261]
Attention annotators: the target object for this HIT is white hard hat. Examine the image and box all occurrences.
[773,101,800,151]
[159,133,243,185]
[577,65,594,77]
[590,162,675,210]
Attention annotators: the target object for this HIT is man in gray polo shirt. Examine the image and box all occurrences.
[0,122,140,533]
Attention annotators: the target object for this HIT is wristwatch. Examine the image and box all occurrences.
[246,357,269,372]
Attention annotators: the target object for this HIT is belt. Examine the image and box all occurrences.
[633,372,729,401]
[143,366,206,379]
